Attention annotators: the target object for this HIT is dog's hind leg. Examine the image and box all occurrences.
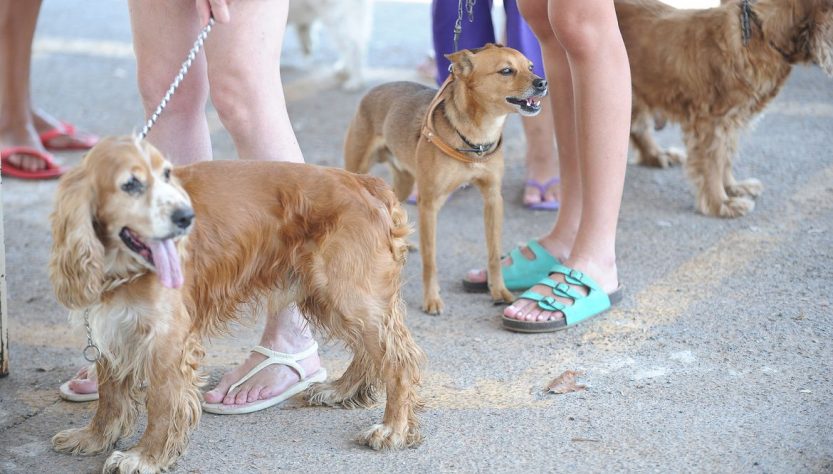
[306,347,383,409]
[630,103,684,168]
[344,114,382,175]
[684,122,755,217]
[304,203,424,449]
[52,360,140,456]
[722,137,763,199]
[391,167,416,202]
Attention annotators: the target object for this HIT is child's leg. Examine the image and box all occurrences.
[505,0,630,323]
[504,0,560,208]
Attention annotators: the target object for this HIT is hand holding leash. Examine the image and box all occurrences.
[196,0,231,26]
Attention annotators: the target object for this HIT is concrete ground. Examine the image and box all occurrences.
[1,1,832,473]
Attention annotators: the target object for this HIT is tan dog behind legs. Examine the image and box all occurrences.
[49,137,425,472]
[615,0,833,217]
[344,44,548,314]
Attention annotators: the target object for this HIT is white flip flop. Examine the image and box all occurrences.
[58,365,99,402]
[202,342,326,415]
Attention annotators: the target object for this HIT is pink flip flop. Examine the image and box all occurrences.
[1,146,65,180]
[39,121,99,151]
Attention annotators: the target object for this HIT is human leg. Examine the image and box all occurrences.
[204,0,302,163]
[504,0,631,325]
[199,0,318,405]
[0,0,53,172]
[128,0,212,165]
[504,0,560,209]
[520,113,560,208]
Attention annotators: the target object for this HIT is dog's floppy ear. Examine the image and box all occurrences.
[445,49,475,76]
[49,161,105,309]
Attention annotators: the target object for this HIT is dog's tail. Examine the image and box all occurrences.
[356,174,411,264]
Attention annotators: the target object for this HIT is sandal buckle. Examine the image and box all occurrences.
[569,269,584,280]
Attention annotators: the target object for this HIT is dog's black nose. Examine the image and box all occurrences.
[171,207,195,230]
[533,78,548,91]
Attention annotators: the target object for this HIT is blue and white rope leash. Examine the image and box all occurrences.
[82,19,216,364]
[137,18,216,140]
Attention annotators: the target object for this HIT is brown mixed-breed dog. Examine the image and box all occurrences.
[616,0,833,217]
[49,137,425,472]
[344,43,548,314]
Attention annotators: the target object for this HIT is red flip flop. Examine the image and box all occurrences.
[39,121,98,151]
[1,146,65,180]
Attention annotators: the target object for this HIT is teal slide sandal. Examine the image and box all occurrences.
[502,263,623,333]
[462,240,560,293]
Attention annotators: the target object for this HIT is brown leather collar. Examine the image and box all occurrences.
[421,76,501,164]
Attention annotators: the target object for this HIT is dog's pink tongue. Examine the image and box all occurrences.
[149,239,184,289]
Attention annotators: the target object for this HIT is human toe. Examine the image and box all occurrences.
[465,269,487,283]
[247,386,265,403]
[68,378,97,394]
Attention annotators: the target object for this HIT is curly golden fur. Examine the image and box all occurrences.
[49,137,425,472]
[616,0,833,217]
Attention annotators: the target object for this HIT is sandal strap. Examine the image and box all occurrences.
[516,264,612,324]
[548,263,602,292]
[517,290,567,312]
[537,278,586,301]
[525,177,560,193]
[503,239,559,285]
[227,342,319,394]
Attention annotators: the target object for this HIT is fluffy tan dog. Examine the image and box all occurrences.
[344,43,548,314]
[616,0,833,217]
[49,137,425,472]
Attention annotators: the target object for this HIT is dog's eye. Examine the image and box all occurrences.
[121,176,145,195]
[528,64,534,71]
[499,67,514,76]
[163,168,171,181]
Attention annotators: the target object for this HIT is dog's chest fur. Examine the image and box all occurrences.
[73,282,178,380]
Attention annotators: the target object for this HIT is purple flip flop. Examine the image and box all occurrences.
[524,177,560,211]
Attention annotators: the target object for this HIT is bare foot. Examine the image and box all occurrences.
[464,238,569,285]
[203,336,321,405]
[522,134,560,208]
[33,108,97,150]
[523,177,560,208]
[65,365,98,394]
[0,121,51,172]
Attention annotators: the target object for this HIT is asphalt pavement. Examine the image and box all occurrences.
[0,1,831,472]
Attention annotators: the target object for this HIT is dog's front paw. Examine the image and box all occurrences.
[490,286,515,305]
[422,295,444,315]
[358,423,420,450]
[726,178,763,198]
[103,449,162,474]
[52,427,112,456]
